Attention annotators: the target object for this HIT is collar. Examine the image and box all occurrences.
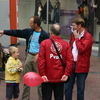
[10,56,17,60]
[79,30,85,39]
[50,35,62,39]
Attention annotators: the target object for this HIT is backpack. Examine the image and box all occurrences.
[0,43,10,71]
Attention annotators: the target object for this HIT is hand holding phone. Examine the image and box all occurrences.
[73,30,79,38]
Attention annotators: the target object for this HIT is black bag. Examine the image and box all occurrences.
[0,43,10,71]
[50,39,70,83]
[2,53,10,71]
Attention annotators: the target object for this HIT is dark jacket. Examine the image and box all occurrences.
[4,28,49,53]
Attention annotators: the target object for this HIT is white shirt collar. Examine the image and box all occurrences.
[79,30,85,39]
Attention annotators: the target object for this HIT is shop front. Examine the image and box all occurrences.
[18,0,99,41]
[0,0,100,46]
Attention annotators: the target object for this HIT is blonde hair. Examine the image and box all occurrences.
[9,46,18,56]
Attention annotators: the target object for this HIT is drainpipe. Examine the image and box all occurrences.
[9,0,18,45]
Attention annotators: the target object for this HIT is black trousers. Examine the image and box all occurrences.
[42,82,64,100]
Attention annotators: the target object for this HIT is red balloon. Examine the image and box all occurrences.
[23,72,44,87]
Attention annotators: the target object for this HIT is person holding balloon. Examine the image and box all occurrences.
[38,24,74,100]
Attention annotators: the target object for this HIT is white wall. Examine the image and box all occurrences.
[0,0,10,47]
[18,0,35,29]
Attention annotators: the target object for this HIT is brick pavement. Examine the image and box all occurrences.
[0,45,100,100]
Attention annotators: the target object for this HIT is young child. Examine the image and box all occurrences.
[5,46,23,100]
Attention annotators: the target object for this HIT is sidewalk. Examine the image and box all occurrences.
[0,45,100,100]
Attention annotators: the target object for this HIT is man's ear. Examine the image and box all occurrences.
[50,31,52,37]
[35,23,37,26]
[78,24,82,28]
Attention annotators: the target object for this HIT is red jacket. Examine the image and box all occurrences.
[38,36,74,83]
[70,30,94,73]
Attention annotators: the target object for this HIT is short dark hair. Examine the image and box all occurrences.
[31,16,41,26]
[72,17,85,27]
[50,24,61,35]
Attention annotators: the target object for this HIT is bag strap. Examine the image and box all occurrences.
[50,38,66,68]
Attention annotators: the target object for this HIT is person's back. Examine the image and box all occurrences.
[38,24,73,100]
[39,37,73,83]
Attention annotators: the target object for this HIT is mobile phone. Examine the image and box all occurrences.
[70,26,74,33]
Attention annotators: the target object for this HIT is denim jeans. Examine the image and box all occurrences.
[64,64,88,100]
[52,8,60,24]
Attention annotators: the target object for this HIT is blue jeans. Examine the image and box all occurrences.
[64,65,88,100]
[52,8,60,24]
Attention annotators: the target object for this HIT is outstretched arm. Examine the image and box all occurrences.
[0,30,4,37]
